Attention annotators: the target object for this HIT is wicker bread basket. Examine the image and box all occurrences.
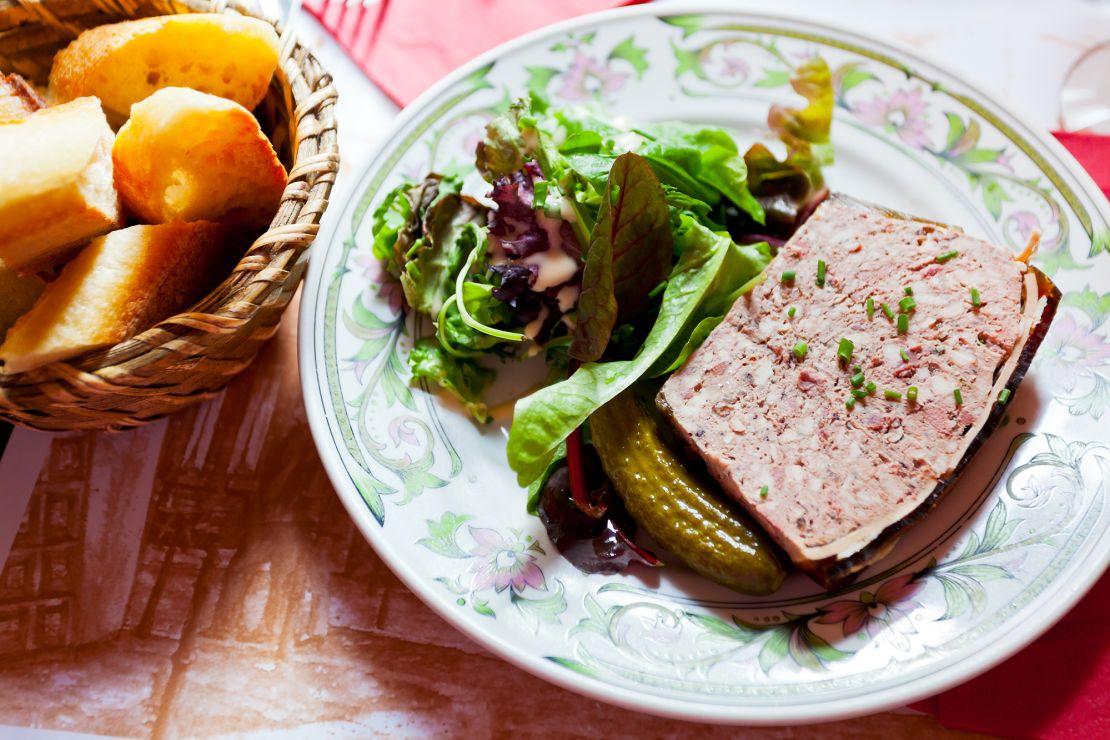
[0,0,338,431]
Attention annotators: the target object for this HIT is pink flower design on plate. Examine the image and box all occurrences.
[388,416,421,447]
[356,253,404,315]
[468,527,546,594]
[556,51,629,101]
[1039,312,1110,393]
[816,573,922,644]
[852,87,932,149]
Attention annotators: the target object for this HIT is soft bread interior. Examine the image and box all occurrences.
[0,97,121,272]
[112,87,286,228]
[0,222,239,374]
[48,14,279,127]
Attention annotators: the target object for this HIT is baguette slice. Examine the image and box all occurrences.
[0,265,45,341]
[0,97,122,272]
[113,87,286,229]
[48,13,280,126]
[0,73,45,123]
[0,222,238,374]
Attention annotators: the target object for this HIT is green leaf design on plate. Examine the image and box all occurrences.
[1062,286,1110,329]
[609,36,650,78]
[546,656,601,677]
[525,65,560,100]
[473,597,496,618]
[753,68,790,88]
[663,14,707,38]
[418,512,473,558]
[513,579,568,629]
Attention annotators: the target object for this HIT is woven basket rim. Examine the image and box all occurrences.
[0,0,339,430]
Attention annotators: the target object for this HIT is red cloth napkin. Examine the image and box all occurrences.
[304,0,647,105]
[308,1,1110,735]
[1054,131,1110,199]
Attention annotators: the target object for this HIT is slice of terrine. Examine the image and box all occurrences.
[658,195,1058,588]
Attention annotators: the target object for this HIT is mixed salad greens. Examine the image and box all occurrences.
[371,57,834,577]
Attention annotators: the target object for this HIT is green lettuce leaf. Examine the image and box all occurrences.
[571,152,673,363]
[400,191,486,315]
[636,122,764,223]
[409,338,494,423]
[648,220,769,375]
[506,217,753,486]
[476,112,527,181]
[768,56,834,173]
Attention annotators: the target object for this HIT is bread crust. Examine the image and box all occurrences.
[0,221,240,374]
[0,73,45,123]
[48,14,280,126]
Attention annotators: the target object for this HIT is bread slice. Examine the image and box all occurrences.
[48,13,280,126]
[113,87,286,229]
[0,73,45,123]
[0,97,122,272]
[0,222,239,374]
[0,265,45,342]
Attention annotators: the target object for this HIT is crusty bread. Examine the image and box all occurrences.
[0,73,45,123]
[113,87,286,229]
[0,97,122,272]
[0,222,239,374]
[48,13,280,126]
[0,265,44,342]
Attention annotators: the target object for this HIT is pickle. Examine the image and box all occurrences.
[590,391,786,595]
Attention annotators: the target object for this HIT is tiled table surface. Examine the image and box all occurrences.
[0,1,1106,736]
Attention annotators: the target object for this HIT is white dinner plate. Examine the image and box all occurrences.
[300,4,1110,724]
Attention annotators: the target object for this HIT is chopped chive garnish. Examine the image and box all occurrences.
[936,250,959,263]
[793,341,808,360]
[781,270,796,282]
[846,397,857,410]
[851,372,865,388]
[533,180,549,208]
[853,365,862,373]
[900,348,911,362]
[816,259,827,287]
[970,287,982,307]
[904,286,914,296]
[852,388,869,400]
[866,297,875,318]
[899,296,917,313]
[907,386,919,403]
[884,389,903,401]
[787,305,797,319]
[954,388,964,406]
[998,388,1011,405]
[880,302,895,321]
[837,337,854,366]
[897,313,909,334]
[759,485,769,499]
[866,381,877,395]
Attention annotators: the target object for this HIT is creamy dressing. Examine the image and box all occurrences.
[523,306,550,340]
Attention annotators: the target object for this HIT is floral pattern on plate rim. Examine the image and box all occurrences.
[307,11,1110,707]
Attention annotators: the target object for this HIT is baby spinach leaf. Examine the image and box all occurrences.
[507,217,749,487]
[571,152,673,363]
[409,338,494,423]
